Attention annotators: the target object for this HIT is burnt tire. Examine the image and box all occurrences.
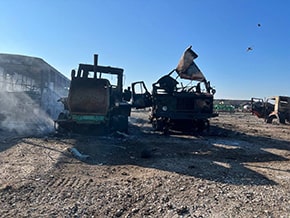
[266,115,276,123]
[278,114,286,124]
[152,119,164,131]
[197,119,208,132]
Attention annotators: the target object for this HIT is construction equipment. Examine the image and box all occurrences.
[251,96,290,124]
[55,54,131,134]
[131,46,218,134]
[214,103,235,113]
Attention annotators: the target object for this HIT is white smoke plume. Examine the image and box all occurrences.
[0,91,54,136]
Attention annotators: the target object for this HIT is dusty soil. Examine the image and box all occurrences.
[0,111,289,218]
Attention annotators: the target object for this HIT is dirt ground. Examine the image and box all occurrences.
[0,111,289,218]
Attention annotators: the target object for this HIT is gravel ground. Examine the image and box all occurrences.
[0,111,289,217]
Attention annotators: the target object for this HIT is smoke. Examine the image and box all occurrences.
[0,91,54,136]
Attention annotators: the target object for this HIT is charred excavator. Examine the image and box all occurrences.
[131,46,218,134]
[55,55,131,134]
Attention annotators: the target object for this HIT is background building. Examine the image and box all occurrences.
[0,54,70,134]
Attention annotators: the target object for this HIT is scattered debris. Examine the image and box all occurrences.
[116,131,129,138]
[68,147,90,160]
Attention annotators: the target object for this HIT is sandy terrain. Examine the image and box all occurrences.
[0,111,289,217]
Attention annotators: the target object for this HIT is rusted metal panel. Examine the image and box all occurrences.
[68,78,110,115]
[176,46,205,81]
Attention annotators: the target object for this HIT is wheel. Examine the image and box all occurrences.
[162,118,170,135]
[163,124,170,135]
[266,115,276,123]
[152,118,163,131]
[196,120,206,132]
[111,115,128,133]
[278,114,286,124]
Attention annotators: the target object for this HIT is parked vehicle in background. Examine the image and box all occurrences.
[251,96,290,124]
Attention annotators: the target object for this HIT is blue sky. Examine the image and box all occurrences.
[1,0,289,99]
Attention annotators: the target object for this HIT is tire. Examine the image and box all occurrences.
[152,118,163,131]
[266,115,276,124]
[278,114,286,124]
[197,120,206,132]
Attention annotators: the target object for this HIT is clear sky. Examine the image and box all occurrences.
[1,0,289,99]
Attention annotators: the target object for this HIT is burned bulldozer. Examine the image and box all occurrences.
[131,46,218,133]
[251,96,290,124]
[55,54,131,134]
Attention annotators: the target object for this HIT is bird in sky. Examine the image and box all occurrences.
[246,47,253,52]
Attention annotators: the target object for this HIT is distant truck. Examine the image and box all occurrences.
[251,96,290,124]
[55,54,131,134]
[131,46,218,134]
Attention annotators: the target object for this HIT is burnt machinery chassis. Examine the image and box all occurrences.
[149,92,218,134]
[150,116,212,135]
[55,54,131,135]
[130,46,218,135]
[55,111,129,135]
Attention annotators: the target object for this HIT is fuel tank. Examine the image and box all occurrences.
[68,77,110,116]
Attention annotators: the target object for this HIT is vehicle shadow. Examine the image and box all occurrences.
[0,131,29,153]
[69,121,289,186]
[0,130,56,154]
